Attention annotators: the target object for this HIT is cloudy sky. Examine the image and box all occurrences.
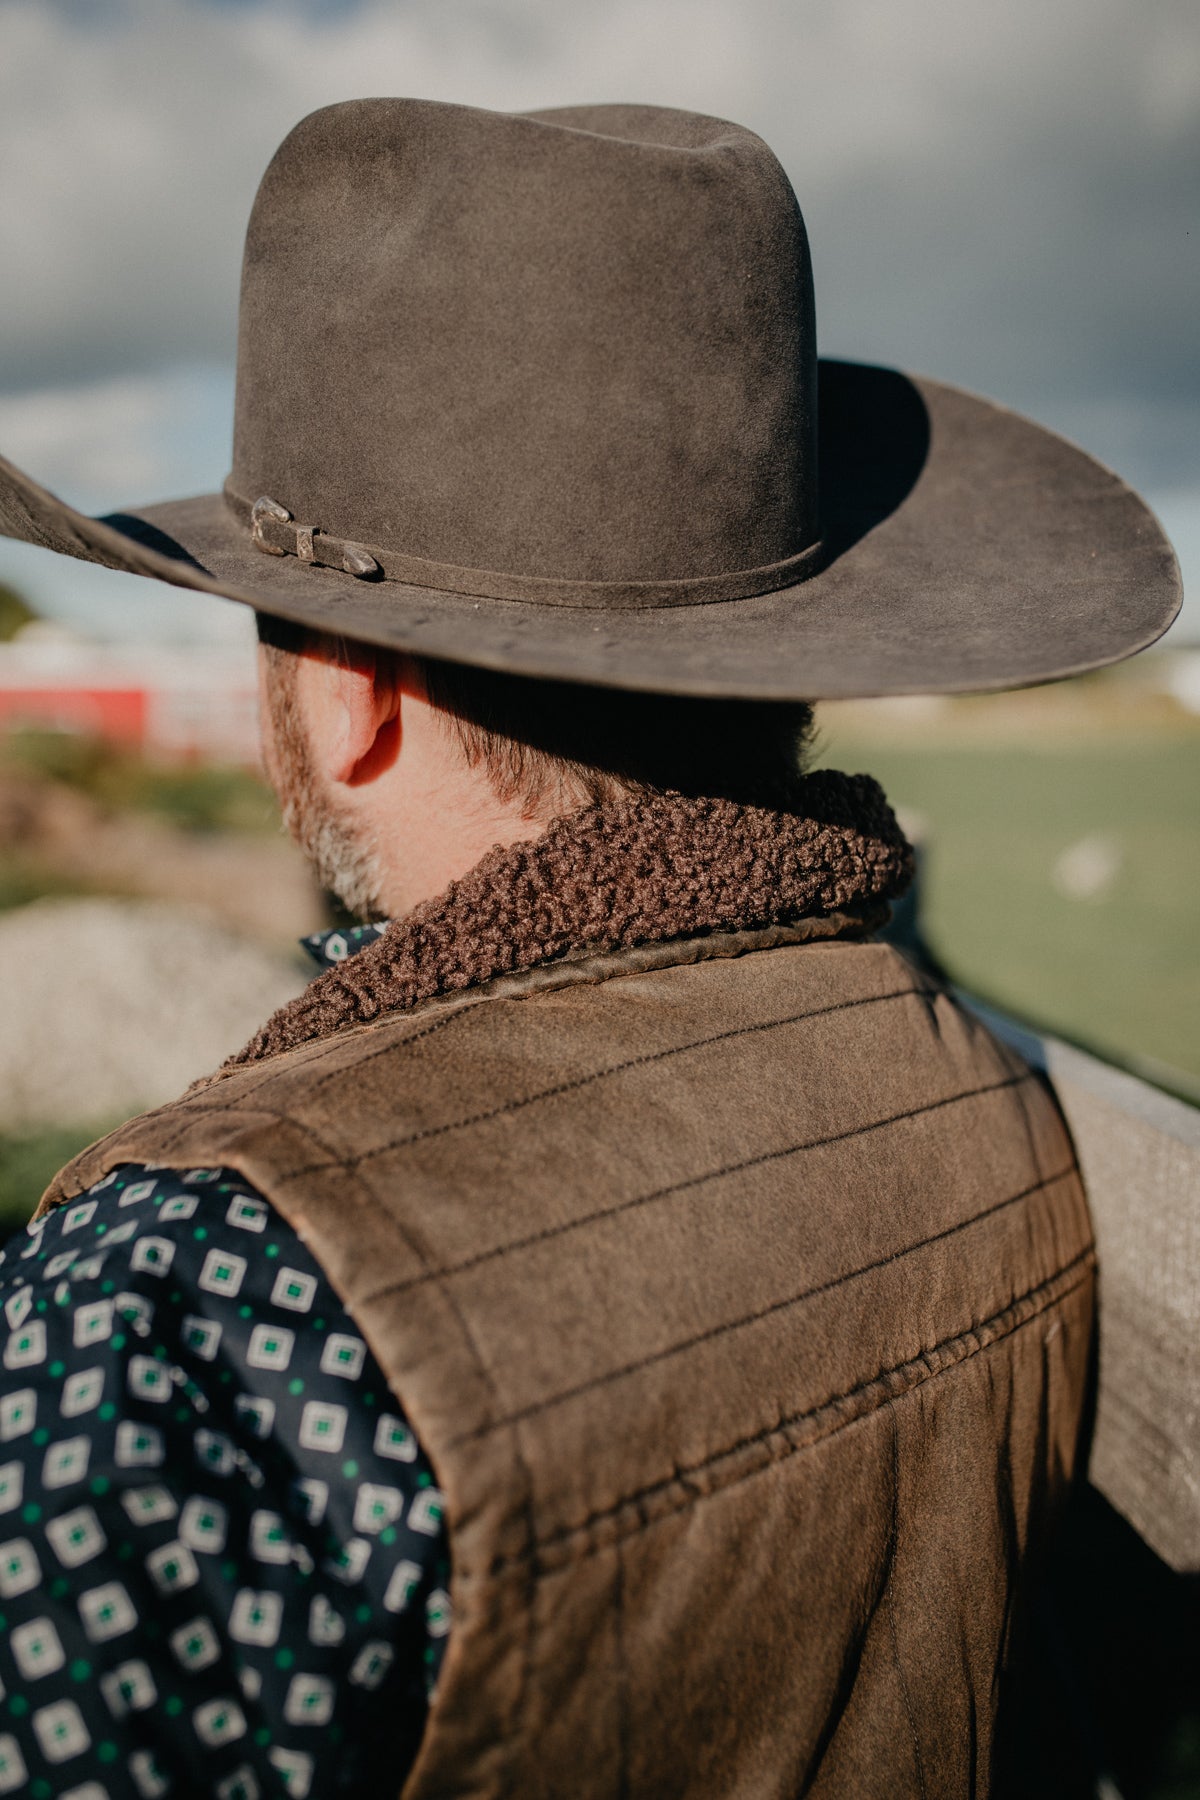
[0,0,1196,647]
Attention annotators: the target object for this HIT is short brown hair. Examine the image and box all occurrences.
[256,614,814,815]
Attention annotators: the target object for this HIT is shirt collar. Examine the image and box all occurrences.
[301,921,391,970]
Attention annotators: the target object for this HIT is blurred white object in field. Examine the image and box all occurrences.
[1052,834,1124,901]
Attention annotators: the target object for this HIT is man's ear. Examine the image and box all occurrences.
[318,638,405,787]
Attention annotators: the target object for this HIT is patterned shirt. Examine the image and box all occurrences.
[299,923,390,970]
[0,1160,450,1800]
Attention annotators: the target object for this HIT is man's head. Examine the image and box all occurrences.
[257,613,815,920]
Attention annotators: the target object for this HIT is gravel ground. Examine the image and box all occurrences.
[0,896,310,1130]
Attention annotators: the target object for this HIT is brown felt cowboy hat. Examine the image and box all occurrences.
[0,98,1181,699]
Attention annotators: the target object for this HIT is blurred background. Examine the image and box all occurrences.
[0,4,1196,1790]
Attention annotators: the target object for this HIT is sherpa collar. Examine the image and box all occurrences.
[230,772,912,1068]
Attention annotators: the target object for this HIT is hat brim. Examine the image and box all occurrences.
[0,361,1180,699]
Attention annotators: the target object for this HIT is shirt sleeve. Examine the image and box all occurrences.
[0,1164,451,1800]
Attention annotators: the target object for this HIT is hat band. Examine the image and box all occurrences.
[223,481,824,611]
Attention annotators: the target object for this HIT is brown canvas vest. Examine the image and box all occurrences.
[43,926,1094,1799]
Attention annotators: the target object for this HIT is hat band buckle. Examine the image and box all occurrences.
[250,494,381,579]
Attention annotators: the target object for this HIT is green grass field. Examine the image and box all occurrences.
[0,1119,126,1240]
[815,714,1200,1091]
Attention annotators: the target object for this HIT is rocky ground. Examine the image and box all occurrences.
[0,895,310,1132]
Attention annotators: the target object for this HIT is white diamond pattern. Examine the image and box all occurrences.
[0,1163,450,1796]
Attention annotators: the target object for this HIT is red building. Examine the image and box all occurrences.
[0,626,260,766]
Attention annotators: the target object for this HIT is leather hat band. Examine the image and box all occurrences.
[223,480,824,612]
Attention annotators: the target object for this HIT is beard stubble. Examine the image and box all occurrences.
[262,647,390,921]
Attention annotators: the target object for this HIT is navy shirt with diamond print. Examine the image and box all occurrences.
[0,1161,451,1800]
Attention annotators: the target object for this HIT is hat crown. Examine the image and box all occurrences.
[230,98,818,586]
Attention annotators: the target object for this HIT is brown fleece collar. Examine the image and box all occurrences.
[230,773,912,1067]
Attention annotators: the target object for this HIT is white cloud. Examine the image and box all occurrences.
[0,367,233,512]
[1,0,1196,415]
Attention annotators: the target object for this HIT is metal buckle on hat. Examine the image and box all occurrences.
[340,545,380,577]
[249,495,380,579]
[250,494,291,554]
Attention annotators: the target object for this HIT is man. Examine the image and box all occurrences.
[0,99,1180,1798]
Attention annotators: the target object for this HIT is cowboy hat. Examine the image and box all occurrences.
[0,98,1180,699]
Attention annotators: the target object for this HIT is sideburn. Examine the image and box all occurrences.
[259,635,389,921]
